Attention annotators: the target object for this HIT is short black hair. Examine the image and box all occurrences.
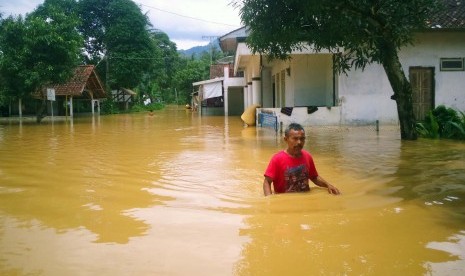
[285,123,305,136]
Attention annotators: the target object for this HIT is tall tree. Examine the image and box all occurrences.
[235,0,443,140]
[78,0,156,90]
[172,55,211,104]
[0,0,83,121]
[137,30,180,104]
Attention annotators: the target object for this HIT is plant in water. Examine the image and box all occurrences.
[445,111,465,139]
[416,111,440,139]
[416,105,465,140]
[100,98,119,115]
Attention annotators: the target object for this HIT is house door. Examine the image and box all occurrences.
[409,67,434,121]
[227,87,244,116]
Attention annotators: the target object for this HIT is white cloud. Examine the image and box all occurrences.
[139,0,241,49]
[0,0,242,50]
[0,0,38,17]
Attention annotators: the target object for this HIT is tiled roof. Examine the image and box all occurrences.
[429,0,465,29]
[40,65,106,99]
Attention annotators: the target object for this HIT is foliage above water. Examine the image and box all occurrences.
[416,105,465,140]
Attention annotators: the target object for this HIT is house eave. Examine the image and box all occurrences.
[192,77,224,87]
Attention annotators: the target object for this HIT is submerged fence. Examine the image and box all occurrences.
[258,112,278,132]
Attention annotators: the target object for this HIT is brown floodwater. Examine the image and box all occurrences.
[0,106,464,275]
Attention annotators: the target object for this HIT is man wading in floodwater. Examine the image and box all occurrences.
[263,123,340,196]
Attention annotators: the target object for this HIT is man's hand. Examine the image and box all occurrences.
[326,184,340,195]
[263,176,273,196]
[311,176,341,195]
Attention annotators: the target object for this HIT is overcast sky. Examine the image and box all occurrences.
[0,0,243,50]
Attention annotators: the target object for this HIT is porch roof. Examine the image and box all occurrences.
[192,77,224,87]
[38,65,106,99]
[219,27,249,52]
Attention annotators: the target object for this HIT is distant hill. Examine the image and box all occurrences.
[178,40,220,58]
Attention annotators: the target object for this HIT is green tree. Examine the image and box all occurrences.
[172,56,210,104]
[137,30,180,104]
[78,0,156,90]
[0,0,83,121]
[170,46,226,105]
[235,0,443,140]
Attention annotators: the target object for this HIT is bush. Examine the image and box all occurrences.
[416,111,440,139]
[446,111,465,139]
[100,98,120,115]
[130,104,146,113]
[145,102,164,111]
[416,105,465,140]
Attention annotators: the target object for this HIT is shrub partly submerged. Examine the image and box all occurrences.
[416,105,465,140]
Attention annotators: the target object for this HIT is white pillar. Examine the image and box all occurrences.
[223,66,230,116]
[224,85,229,116]
[18,98,22,118]
[252,78,261,106]
[69,96,74,117]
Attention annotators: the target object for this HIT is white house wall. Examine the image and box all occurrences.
[339,31,465,125]
[400,32,465,111]
[339,63,398,124]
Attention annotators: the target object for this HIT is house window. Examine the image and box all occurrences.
[236,70,244,77]
[440,58,464,71]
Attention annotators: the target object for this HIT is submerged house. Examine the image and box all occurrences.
[195,1,465,128]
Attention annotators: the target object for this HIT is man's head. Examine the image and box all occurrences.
[284,123,306,157]
[284,123,305,137]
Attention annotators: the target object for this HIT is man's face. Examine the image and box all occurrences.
[284,129,306,155]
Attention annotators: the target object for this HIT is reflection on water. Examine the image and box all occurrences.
[0,106,464,275]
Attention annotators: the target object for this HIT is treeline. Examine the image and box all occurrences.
[0,0,225,114]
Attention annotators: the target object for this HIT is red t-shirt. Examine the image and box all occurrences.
[264,150,319,193]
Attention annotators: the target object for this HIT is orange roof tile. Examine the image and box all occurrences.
[39,65,106,99]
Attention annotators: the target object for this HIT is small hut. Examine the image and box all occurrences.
[112,88,136,111]
[37,65,106,117]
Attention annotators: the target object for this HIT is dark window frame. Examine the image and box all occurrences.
[440,58,464,71]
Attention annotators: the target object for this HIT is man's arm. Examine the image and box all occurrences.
[263,176,273,196]
[310,175,340,195]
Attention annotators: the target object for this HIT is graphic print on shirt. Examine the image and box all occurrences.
[284,164,310,192]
